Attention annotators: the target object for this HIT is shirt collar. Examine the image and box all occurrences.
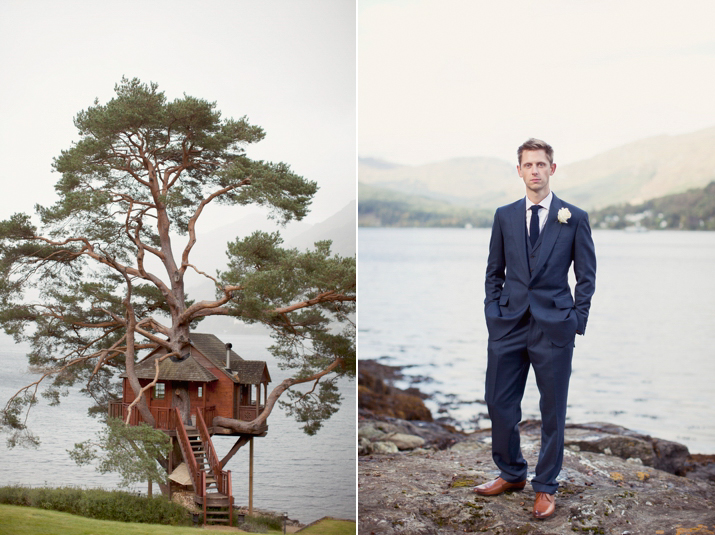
[526,191,553,212]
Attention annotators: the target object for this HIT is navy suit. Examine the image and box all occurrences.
[484,193,596,493]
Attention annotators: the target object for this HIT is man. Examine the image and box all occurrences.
[475,138,596,519]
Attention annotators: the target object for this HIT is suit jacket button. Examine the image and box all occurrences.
[528,287,533,290]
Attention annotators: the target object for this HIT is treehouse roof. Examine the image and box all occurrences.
[123,353,218,383]
[230,360,271,385]
[120,332,271,384]
[189,332,244,370]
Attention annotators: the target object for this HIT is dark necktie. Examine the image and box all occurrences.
[529,205,542,247]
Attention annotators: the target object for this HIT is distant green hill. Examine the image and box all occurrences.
[358,182,493,227]
[590,181,715,230]
[558,127,715,210]
[359,126,715,227]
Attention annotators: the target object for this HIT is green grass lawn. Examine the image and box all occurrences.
[0,504,273,534]
[0,504,356,535]
[298,517,356,534]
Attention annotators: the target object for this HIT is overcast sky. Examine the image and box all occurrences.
[359,0,715,166]
[0,0,356,229]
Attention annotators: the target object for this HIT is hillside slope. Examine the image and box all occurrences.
[558,126,715,209]
[359,126,715,221]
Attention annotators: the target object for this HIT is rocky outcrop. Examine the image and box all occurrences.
[359,418,465,455]
[359,423,715,534]
[359,360,433,421]
[359,359,464,455]
[563,422,693,476]
[358,359,715,533]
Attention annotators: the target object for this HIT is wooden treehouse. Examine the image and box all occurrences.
[108,333,271,526]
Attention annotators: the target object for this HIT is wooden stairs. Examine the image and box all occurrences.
[175,408,234,526]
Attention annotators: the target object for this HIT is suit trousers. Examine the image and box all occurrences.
[485,310,574,494]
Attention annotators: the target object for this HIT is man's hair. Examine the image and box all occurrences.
[518,138,554,165]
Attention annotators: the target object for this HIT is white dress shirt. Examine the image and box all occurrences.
[525,191,553,238]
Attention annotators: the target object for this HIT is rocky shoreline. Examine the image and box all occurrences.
[358,359,715,534]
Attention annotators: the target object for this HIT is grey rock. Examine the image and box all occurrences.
[382,417,464,449]
[385,433,425,450]
[358,422,387,441]
[686,458,715,483]
[370,421,402,434]
[371,441,399,454]
[564,422,691,475]
[358,437,372,455]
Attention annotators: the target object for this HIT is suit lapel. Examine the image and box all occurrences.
[530,194,563,281]
[512,198,530,278]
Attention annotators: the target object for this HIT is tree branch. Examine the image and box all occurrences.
[178,285,242,324]
[180,179,251,273]
[271,291,356,315]
[213,357,344,434]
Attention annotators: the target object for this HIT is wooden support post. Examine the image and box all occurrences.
[228,470,233,527]
[249,437,254,515]
[168,437,173,500]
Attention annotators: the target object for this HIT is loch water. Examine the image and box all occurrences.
[358,227,715,454]
[0,333,355,524]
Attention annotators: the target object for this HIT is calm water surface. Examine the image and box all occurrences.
[0,333,355,524]
[358,228,715,453]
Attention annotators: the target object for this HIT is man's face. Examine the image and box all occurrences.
[518,149,556,197]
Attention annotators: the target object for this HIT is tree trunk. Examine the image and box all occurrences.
[172,383,191,425]
[158,482,170,497]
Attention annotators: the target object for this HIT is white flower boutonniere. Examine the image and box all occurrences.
[557,207,572,224]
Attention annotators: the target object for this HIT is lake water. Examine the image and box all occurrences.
[358,227,715,454]
[0,333,355,524]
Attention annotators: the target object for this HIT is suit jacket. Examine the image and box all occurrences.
[484,193,596,348]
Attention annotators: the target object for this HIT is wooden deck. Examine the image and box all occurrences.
[108,401,267,436]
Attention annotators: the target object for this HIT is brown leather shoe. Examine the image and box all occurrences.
[533,492,555,518]
[473,477,526,496]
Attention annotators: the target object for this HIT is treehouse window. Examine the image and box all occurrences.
[198,386,203,398]
[154,383,165,399]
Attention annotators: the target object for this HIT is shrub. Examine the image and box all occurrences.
[236,512,284,532]
[0,486,191,526]
[0,485,31,506]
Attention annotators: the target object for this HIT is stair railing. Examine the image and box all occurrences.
[174,407,200,493]
[201,470,207,527]
[227,469,233,526]
[196,410,232,498]
[199,405,216,427]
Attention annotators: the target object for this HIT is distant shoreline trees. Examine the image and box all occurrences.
[359,181,715,230]
[590,181,715,231]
